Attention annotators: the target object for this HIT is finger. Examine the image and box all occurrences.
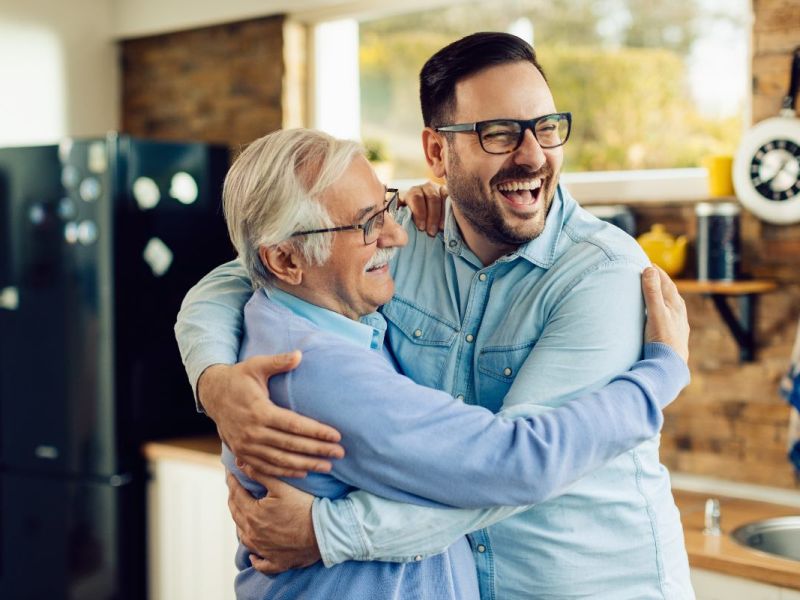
[654,265,682,308]
[256,403,342,444]
[401,188,427,231]
[253,426,345,458]
[244,351,303,378]
[227,471,258,512]
[237,456,309,481]
[237,444,334,475]
[253,474,287,494]
[425,189,443,236]
[641,266,665,315]
[250,554,286,575]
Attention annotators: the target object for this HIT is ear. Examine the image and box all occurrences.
[422,127,447,180]
[259,244,303,286]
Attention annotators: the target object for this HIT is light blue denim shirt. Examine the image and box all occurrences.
[175,184,694,599]
[220,287,688,599]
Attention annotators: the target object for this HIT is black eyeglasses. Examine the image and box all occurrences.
[435,112,572,155]
[290,189,400,245]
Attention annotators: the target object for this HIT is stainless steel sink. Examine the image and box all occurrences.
[732,516,800,562]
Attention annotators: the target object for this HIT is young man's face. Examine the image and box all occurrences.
[438,61,564,250]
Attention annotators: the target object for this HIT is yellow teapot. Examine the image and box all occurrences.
[636,224,687,277]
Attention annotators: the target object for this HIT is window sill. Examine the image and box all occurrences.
[561,168,711,205]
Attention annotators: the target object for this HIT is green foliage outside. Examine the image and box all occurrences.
[358,0,745,178]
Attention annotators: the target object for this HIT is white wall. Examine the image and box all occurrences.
[0,0,118,146]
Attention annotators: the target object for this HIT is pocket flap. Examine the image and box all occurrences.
[382,298,458,346]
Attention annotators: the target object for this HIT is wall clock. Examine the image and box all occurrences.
[733,46,800,224]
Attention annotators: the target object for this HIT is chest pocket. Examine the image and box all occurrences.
[381,298,459,390]
[476,343,536,413]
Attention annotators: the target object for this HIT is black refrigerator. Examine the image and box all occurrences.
[0,134,232,599]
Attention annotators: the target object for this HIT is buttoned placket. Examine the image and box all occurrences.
[448,261,499,598]
[449,262,494,407]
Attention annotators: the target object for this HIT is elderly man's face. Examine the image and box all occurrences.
[303,155,407,319]
[441,61,563,251]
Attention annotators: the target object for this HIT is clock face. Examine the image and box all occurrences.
[750,139,800,202]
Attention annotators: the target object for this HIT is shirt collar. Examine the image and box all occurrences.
[266,287,386,350]
[442,183,572,269]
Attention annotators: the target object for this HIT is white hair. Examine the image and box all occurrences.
[223,128,363,289]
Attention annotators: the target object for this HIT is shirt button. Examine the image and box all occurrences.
[478,273,487,281]
[414,555,423,561]
[448,239,458,248]
[456,394,464,401]
[503,367,512,376]
[465,334,474,343]
[413,329,422,338]
[477,544,486,553]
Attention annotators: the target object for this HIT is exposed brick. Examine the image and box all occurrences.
[121,16,288,149]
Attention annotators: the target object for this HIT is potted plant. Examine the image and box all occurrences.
[364,138,393,183]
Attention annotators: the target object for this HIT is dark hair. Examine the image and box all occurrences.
[419,32,547,127]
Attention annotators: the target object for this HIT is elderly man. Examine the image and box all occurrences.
[177,33,694,598]
[215,127,688,599]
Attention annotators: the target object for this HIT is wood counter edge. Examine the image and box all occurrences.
[142,435,222,469]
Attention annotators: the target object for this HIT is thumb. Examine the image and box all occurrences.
[258,474,293,497]
[642,266,664,314]
[245,351,302,378]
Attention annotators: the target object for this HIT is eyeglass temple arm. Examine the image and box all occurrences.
[435,123,477,132]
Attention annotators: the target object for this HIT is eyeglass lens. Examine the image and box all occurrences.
[480,114,569,154]
[363,190,400,244]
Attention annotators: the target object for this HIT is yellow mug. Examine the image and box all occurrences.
[702,155,734,198]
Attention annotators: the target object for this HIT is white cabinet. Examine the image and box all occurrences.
[692,568,800,600]
[147,456,239,600]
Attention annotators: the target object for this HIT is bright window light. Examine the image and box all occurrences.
[0,23,65,146]
[313,19,361,141]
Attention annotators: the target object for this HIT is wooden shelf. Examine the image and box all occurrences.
[674,279,777,362]
[676,280,777,295]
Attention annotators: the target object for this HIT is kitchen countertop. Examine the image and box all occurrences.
[143,436,800,588]
[673,489,800,589]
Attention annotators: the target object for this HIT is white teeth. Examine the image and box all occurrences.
[497,179,542,192]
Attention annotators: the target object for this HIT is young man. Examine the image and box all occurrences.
[177,33,694,599]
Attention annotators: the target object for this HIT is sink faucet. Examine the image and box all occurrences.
[704,498,721,536]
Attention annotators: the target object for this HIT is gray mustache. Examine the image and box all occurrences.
[365,247,397,271]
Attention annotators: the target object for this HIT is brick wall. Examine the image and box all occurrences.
[649,0,800,488]
[120,16,287,148]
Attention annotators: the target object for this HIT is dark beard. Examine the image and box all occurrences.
[446,149,552,247]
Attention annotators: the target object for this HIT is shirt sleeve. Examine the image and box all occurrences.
[173,259,252,408]
[310,343,688,565]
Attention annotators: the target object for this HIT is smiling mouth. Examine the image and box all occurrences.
[365,262,388,273]
[496,178,543,207]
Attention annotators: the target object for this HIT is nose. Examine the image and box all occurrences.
[513,128,547,171]
[377,212,408,249]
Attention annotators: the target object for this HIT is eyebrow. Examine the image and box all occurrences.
[352,186,388,222]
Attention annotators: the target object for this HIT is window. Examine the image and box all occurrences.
[312,0,750,199]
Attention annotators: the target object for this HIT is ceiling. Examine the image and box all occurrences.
[112,0,466,38]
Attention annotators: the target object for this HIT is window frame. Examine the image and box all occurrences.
[296,0,749,204]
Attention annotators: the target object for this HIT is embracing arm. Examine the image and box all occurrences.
[302,264,688,565]
[175,259,343,478]
[283,338,685,509]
